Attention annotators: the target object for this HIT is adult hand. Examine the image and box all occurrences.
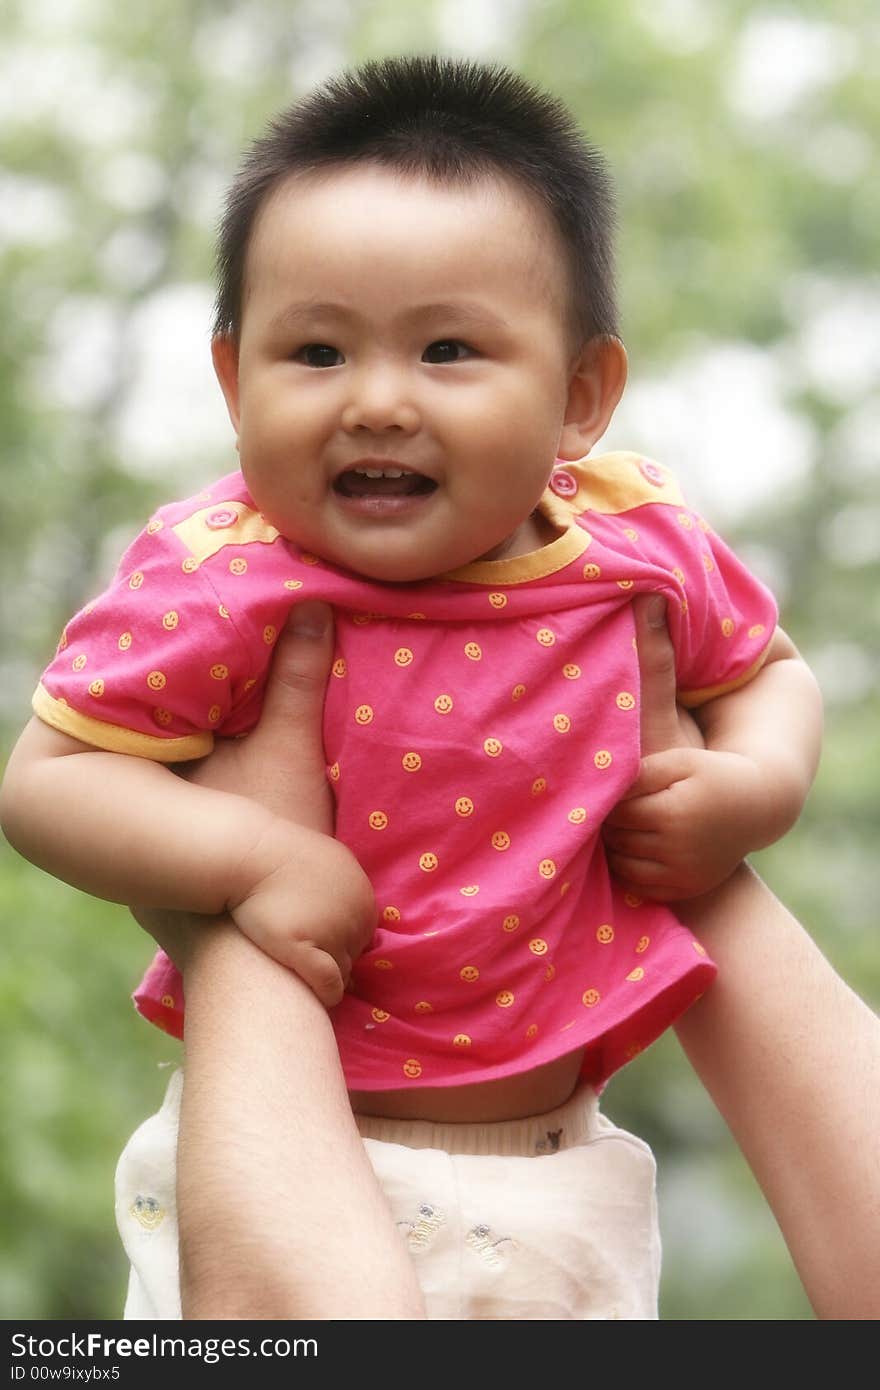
[131,600,341,970]
[603,595,717,897]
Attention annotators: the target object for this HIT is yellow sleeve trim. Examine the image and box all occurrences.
[565,452,686,515]
[32,683,213,762]
[171,503,280,564]
[677,647,773,708]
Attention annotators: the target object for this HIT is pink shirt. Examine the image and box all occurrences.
[35,452,777,1090]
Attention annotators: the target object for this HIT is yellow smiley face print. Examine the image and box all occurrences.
[596,924,614,944]
[459,884,480,896]
[162,611,179,631]
[460,965,480,982]
[414,1000,433,1014]
[146,670,166,691]
[263,625,277,645]
[562,663,581,679]
[118,631,132,650]
[511,683,526,701]
[538,858,557,879]
[210,664,229,681]
[453,1034,472,1048]
[544,963,556,982]
[373,958,393,971]
[528,938,548,956]
[434,693,454,714]
[636,935,650,953]
[402,1059,422,1079]
[568,807,587,824]
[382,906,401,922]
[502,914,520,932]
[626,967,645,982]
[419,852,439,872]
[354,704,373,725]
[616,692,635,711]
[495,990,515,1008]
[464,642,482,661]
[582,562,601,580]
[153,708,172,727]
[455,796,474,817]
[594,750,612,769]
[368,811,388,830]
[208,704,222,723]
[394,647,414,667]
[553,714,571,733]
[402,752,422,772]
[536,627,556,646]
[582,988,600,1007]
[483,737,503,757]
[228,558,247,575]
[332,658,347,677]
[721,617,735,637]
[488,592,507,609]
[328,761,340,781]
[371,1008,390,1023]
[532,777,547,795]
[87,679,104,698]
[490,830,511,851]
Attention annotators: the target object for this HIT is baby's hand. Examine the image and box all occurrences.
[602,747,766,901]
[226,819,376,1007]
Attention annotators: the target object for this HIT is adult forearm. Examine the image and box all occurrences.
[674,863,880,1319]
[178,922,426,1319]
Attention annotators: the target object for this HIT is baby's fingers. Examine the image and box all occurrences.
[286,943,350,1009]
[605,852,680,902]
[604,790,671,833]
[602,826,659,860]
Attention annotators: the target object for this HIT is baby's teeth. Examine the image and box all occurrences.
[353,467,406,478]
[384,468,404,478]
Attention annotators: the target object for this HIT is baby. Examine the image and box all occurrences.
[1,57,821,1319]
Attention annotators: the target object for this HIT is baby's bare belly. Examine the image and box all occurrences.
[349,1046,585,1123]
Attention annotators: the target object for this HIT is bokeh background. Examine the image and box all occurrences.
[1,0,877,1320]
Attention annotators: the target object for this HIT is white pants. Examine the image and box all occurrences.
[115,1070,661,1320]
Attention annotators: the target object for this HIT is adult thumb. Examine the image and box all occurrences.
[633,594,689,757]
[253,601,334,751]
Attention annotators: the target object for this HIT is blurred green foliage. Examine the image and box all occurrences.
[1,0,877,1320]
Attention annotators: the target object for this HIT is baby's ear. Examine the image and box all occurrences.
[211,335,242,434]
[557,336,627,462]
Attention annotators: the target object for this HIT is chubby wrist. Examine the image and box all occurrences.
[731,750,809,852]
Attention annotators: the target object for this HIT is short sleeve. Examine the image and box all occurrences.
[637,495,779,706]
[33,508,255,761]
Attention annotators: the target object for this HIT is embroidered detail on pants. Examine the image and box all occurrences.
[397,1202,445,1251]
[129,1195,165,1230]
[465,1224,517,1267]
[534,1127,563,1154]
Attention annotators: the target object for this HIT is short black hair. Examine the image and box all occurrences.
[213,55,618,345]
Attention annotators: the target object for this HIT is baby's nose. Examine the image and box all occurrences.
[341,367,420,433]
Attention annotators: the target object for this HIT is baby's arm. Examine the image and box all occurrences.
[0,718,374,1005]
[604,608,822,900]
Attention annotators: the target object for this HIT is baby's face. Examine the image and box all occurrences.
[214,164,589,583]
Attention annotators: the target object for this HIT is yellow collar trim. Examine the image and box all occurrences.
[443,491,591,586]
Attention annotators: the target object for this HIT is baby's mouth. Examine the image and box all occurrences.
[334,467,437,499]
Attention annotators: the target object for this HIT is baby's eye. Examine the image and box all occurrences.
[422,340,472,364]
[296,343,344,368]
